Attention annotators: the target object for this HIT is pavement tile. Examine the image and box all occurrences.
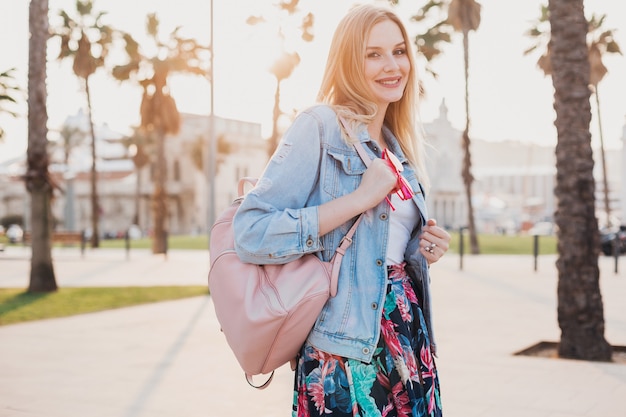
[0,247,625,416]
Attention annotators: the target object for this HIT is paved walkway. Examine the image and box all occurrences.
[0,246,625,416]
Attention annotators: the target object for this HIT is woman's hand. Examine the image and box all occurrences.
[419,219,451,264]
[354,157,398,211]
[318,158,397,236]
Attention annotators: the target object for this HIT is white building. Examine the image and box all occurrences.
[422,101,624,233]
[1,106,624,236]
[0,111,267,237]
[423,100,466,230]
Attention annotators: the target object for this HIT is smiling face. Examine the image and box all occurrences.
[364,19,410,111]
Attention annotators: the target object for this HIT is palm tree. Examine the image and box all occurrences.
[51,0,114,248]
[547,0,611,361]
[391,0,482,254]
[113,13,209,254]
[266,51,301,156]
[525,5,622,228]
[0,68,21,142]
[447,0,482,254]
[190,133,228,173]
[587,14,622,227]
[407,3,453,80]
[26,0,57,292]
[121,127,152,227]
[247,0,314,155]
[524,5,553,79]
[55,124,84,167]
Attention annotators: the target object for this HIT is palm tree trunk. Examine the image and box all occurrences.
[27,0,57,292]
[461,30,480,254]
[152,128,168,254]
[84,77,100,248]
[594,89,611,227]
[28,187,57,291]
[548,0,611,361]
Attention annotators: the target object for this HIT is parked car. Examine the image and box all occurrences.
[6,224,24,244]
[600,225,626,256]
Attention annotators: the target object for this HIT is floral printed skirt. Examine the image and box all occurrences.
[292,263,442,417]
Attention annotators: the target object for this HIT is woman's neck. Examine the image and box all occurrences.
[367,109,387,147]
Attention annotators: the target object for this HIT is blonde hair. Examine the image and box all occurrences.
[317,4,429,191]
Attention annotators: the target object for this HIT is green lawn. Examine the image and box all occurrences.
[449,232,558,255]
[100,234,209,250]
[0,286,209,326]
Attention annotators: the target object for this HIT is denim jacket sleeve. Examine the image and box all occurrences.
[233,110,325,264]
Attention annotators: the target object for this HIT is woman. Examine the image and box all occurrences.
[234,4,450,416]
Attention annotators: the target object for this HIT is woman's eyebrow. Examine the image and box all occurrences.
[366,41,406,50]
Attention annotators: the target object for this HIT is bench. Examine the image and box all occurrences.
[23,231,87,256]
[24,231,84,244]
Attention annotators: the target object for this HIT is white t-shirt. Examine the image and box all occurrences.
[386,193,420,265]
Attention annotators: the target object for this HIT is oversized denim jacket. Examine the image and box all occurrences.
[233,104,435,363]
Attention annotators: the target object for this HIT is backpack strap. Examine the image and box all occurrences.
[339,116,372,168]
[326,117,373,294]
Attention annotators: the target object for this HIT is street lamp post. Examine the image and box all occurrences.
[207,0,216,245]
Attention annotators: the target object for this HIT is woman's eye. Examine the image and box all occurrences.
[367,52,380,58]
[393,48,407,56]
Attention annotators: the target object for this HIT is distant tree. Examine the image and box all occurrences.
[525,4,622,228]
[524,5,553,75]
[190,136,204,173]
[247,0,314,156]
[548,0,612,361]
[121,127,153,227]
[587,15,621,228]
[53,124,84,166]
[51,0,115,248]
[391,0,482,254]
[190,133,228,173]
[113,13,209,254]
[0,68,22,142]
[26,0,57,292]
[406,2,453,80]
[447,0,482,255]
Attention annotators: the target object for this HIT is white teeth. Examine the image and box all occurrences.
[380,79,399,85]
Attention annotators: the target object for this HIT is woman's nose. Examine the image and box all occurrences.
[383,55,400,71]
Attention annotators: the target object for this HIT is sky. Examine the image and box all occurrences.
[0,0,625,164]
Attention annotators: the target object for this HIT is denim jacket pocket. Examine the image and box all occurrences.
[322,147,367,199]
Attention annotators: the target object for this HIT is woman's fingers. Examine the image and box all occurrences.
[420,219,451,264]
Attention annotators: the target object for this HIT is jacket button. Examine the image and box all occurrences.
[306,238,314,247]
[376,259,383,266]
[371,302,378,310]
[380,213,388,221]
[362,347,370,355]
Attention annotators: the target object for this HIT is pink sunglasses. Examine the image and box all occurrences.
[382,148,415,211]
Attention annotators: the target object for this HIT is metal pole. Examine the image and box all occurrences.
[459,226,464,270]
[207,0,216,246]
[614,234,620,275]
[533,234,539,272]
